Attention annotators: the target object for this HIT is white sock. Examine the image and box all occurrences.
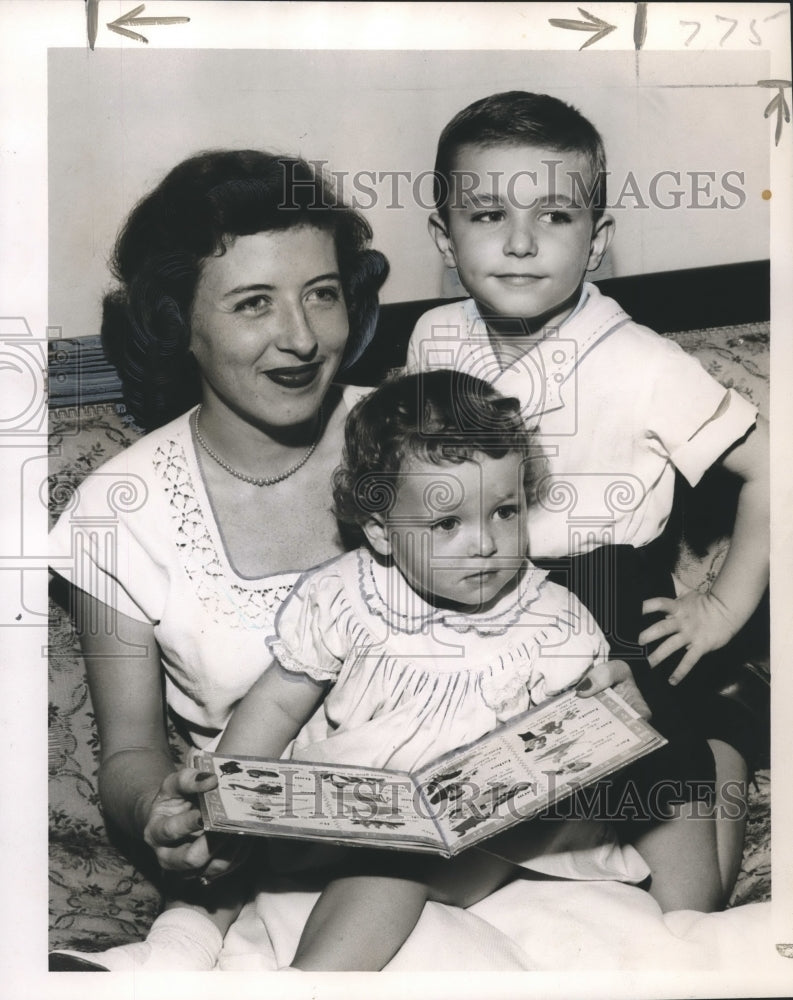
[55,908,224,972]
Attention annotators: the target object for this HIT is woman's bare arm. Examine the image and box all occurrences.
[73,586,217,870]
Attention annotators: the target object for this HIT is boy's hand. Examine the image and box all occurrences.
[576,659,651,720]
[639,590,738,685]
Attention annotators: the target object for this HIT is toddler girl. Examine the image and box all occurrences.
[216,369,644,971]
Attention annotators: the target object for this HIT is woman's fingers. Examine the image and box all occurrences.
[144,810,205,867]
[144,767,217,864]
[576,660,651,719]
[200,842,251,883]
[144,771,253,879]
[150,831,221,873]
[180,833,214,869]
[576,658,630,696]
[188,836,253,885]
[611,677,652,719]
[160,767,218,798]
[153,806,204,844]
[157,833,251,879]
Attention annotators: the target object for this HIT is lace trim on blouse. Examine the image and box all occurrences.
[153,437,294,629]
[268,636,340,684]
[356,548,546,637]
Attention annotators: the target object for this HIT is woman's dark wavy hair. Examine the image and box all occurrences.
[101,150,389,430]
[333,369,545,540]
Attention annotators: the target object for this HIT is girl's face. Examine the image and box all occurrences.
[371,451,529,609]
[189,225,349,431]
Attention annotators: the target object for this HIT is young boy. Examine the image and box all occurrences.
[405,91,769,912]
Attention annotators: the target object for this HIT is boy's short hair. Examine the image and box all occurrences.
[433,91,607,222]
[332,369,543,532]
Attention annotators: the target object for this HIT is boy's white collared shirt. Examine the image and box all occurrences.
[405,283,757,558]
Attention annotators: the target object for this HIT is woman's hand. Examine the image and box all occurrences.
[575,659,651,720]
[142,768,219,872]
[143,768,253,882]
[639,590,739,685]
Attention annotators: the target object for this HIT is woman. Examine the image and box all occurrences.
[48,149,390,970]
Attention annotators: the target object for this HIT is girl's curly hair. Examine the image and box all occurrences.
[101,150,389,430]
[333,369,546,539]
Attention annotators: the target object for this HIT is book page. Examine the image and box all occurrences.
[414,690,666,854]
[194,752,444,852]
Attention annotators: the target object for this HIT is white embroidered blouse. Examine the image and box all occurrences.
[49,406,319,743]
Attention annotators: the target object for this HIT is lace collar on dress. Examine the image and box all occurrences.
[355,547,547,638]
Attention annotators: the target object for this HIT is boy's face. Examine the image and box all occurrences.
[431,143,614,332]
[364,451,528,610]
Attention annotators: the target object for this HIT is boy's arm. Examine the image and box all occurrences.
[217,660,328,758]
[639,416,769,684]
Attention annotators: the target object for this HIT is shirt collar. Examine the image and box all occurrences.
[461,284,629,421]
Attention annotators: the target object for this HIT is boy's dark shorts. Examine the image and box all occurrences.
[535,544,719,821]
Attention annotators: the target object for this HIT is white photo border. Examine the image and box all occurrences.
[1,3,791,998]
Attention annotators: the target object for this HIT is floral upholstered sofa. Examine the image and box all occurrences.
[48,262,772,951]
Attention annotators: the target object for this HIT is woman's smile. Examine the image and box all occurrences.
[263,362,323,388]
[189,226,349,430]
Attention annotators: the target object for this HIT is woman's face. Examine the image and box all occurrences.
[189,225,349,430]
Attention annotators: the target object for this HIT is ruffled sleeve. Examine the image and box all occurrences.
[266,558,353,683]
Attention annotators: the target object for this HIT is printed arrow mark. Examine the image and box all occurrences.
[85,0,99,51]
[758,80,791,147]
[107,3,190,45]
[549,7,617,50]
[633,3,648,50]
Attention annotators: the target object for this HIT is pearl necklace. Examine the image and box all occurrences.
[193,405,319,487]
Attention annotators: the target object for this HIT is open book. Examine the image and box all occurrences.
[194,688,666,858]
